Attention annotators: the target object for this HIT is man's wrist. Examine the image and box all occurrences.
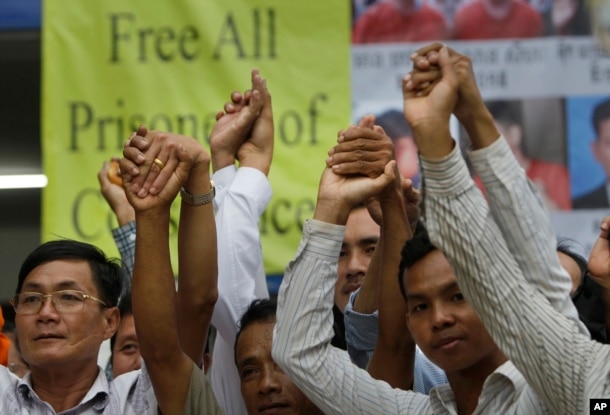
[211,154,235,173]
[313,199,351,225]
[181,180,215,206]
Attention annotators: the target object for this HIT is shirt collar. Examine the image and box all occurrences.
[428,361,522,413]
[17,366,110,411]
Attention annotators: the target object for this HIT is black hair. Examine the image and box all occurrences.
[398,221,437,302]
[16,239,123,308]
[110,291,133,354]
[593,98,610,137]
[234,298,277,366]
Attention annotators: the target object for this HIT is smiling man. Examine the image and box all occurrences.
[0,239,162,414]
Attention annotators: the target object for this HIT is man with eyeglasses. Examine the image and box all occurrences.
[1,239,159,413]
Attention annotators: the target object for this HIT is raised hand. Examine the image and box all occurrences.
[588,216,610,289]
[210,70,264,172]
[236,69,274,176]
[402,45,458,159]
[326,123,394,179]
[407,43,499,150]
[121,130,210,212]
[314,158,396,226]
[97,158,135,226]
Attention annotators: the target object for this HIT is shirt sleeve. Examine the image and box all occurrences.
[112,220,136,294]
[420,139,610,414]
[211,166,272,346]
[344,289,378,369]
[272,219,430,414]
[212,164,237,212]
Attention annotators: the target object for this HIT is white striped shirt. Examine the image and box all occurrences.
[272,218,549,414]
[422,137,609,415]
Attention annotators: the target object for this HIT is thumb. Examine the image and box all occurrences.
[438,45,457,85]
[373,125,387,136]
[372,160,397,190]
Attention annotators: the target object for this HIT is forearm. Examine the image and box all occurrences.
[369,186,415,389]
[457,104,499,150]
[133,208,183,365]
[114,203,136,227]
[177,168,218,365]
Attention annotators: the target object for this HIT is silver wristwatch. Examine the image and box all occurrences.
[180,180,215,206]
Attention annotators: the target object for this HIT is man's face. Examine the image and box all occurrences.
[404,250,505,374]
[111,313,141,377]
[236,320,321,415]
[336,208,380,312]
[16,259,118,371]
[593,118,610,177]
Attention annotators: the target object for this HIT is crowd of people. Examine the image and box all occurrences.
[2,43,610,414]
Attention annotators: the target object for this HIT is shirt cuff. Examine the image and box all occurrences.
[299,219,345,262]
[419,140,473,196]
[212,165,237,210]
[212,165,237,188]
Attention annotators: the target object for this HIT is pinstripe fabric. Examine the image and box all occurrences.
[272,219,550,414]
[422,137,610,415]
[0,364,158,414]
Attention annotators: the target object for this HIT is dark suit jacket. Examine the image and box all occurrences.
[573,184,610,209]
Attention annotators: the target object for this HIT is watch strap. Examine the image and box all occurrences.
[180,180,215,206]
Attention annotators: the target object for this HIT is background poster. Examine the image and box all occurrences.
[42,0,351,282]
[351,0,610,256]
[42,0,610,286]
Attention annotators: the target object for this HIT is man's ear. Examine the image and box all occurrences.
[103,307,121,341]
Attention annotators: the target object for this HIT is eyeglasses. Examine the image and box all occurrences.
[10,290,108,315]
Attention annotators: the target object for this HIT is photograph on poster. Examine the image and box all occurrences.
[351,0,592,43]
[459,98,570,211]
[569,96,610,209]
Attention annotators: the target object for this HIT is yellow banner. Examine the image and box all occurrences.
[42,1,350,277]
